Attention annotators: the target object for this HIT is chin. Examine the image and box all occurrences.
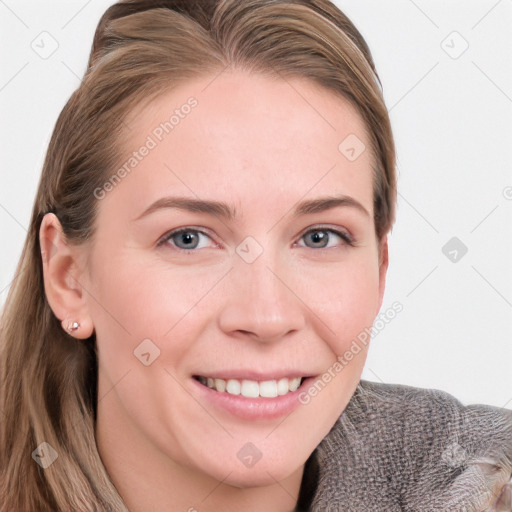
[222,464,301,489]
[192,445,306,489]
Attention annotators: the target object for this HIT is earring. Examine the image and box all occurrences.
[67,321,80,333]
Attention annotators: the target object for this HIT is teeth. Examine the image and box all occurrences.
[259,380,278,398]
[215,378,226,392]
[226,379,241,395]
[277,378,289,396]
[289,377,301,391]
[198,376,303,398]
[240,380,258,398]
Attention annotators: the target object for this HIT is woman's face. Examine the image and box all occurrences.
[83,70,387,487]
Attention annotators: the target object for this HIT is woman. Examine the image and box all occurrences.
[1,0,511,510]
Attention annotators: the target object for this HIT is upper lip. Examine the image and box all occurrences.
[193,370,316,381]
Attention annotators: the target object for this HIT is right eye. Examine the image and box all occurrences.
[157,228,218,252]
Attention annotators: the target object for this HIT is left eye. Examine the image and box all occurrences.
[298,228,352,249]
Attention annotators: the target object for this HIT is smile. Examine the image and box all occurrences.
[195,376,304,398]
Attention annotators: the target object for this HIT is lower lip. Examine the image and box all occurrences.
[191,377,316,421]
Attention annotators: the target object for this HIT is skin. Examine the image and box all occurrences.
[40,70,388,512]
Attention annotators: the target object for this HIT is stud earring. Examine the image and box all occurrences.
[67,321,80,333]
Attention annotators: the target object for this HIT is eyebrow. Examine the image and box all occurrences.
[134,194,370,221]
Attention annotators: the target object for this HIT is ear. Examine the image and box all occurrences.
[376,235,389,313]
[39,213,94,339]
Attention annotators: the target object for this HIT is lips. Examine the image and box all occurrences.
[195,376,304,398]
[191,373,316,420]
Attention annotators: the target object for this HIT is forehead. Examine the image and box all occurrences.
[110,70,374,219]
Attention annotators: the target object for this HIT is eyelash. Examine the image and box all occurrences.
[157,225,354,252]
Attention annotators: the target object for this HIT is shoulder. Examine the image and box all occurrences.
[311,380,512,511]
[349,379,512,437]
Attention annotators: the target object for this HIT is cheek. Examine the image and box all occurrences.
[292,260,380,434]
[88,248,222,331]
[292,252,381,354]
[85,248,232,375]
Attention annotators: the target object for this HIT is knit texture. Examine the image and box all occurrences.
[305,380,512,511]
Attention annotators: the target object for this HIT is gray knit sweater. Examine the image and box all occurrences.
[297,380,512,511]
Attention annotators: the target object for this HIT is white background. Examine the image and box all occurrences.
[1,1,511,407]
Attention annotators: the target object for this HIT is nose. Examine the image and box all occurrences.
[217,250,306,343]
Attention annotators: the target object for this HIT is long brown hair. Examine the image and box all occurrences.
[0,1,396,509]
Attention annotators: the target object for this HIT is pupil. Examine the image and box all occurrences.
[178,232,197,248]
[310,231,327,247]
